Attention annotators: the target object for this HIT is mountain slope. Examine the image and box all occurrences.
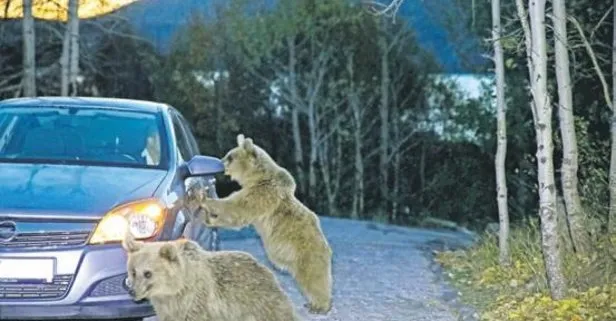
[116,0,485,73]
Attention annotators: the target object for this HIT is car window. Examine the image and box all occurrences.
[0,106,168,169]
[171,111,194,162]
[176,113,200,155]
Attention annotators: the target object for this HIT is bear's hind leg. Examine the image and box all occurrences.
[294,258,332,314]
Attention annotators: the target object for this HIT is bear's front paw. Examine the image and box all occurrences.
[202,207,221,227]
[186,185,207,206]
[304,303,331,315]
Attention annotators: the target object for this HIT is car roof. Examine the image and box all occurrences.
[0,97,170,113]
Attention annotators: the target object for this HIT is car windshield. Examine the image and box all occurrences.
[0,106,168,169]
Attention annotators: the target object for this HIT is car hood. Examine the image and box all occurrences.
[0,163,168,218]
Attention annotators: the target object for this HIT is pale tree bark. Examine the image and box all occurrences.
[69,0,79,96]
[527,0,567,300]
[377,23,390,217]
[317,112,343,216]
[61,0,79,96]
[347,53,365,219]
[287,35,306,197]
[552,0,589,254]
[515,0,535,122]
[306,51,329,206]
[391,93,401,222]
[22,0,36,97]
[492,0,510,266]
[388,70,418,221]
[566,14,615,235]
[60,28,70,95]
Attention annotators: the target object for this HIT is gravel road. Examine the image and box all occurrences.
[211,216,477,321]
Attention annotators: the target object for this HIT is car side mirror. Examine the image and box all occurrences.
[182,155,224,178]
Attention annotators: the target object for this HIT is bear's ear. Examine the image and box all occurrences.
[243,137,255,154]
[236,134,245,147]
[159,243,179,262]
[179,239,201,252]
[122,230,142,253]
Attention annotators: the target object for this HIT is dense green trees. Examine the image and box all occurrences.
[146,0,498,225]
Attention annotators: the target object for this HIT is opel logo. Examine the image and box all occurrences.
[0,221,17,243]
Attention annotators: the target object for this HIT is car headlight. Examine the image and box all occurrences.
[88,199,166,245]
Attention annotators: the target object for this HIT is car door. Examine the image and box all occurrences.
[170,110,220,250]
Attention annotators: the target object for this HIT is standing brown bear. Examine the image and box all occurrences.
[194,134,333,314]
[122,232,301,321]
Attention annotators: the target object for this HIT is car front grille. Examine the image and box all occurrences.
[1,231,90,248]
[0,274,73,300]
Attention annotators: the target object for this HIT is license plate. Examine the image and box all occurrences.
[0,258,54,283]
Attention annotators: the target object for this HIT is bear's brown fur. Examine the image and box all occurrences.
[121,232,301,321]
[194,134,333,314]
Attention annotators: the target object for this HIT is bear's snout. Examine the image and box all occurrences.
[124,278,136,297]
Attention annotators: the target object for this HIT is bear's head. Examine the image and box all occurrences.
[221,134,272,185]
[122,232,193,300]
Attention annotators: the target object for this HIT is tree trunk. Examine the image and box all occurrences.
[556,195,574,252]
[61,30,70,95]
[22,0,36,97]
[528,0,567,300]
[419,142,426,205]
[354,125,364,219]
[308,101,318,206]
[552,0,589,254]
[68,0,79,96]
[609,0,616,235]
[392,98,401,223]
[287,36,306,198]
[492,0,510,267]
[348,55,364,220]
[61,0,79,96]
[378,25,390,217]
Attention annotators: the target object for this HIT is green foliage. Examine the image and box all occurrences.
[148,0,499,220]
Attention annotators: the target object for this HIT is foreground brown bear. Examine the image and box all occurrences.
[122,232,301,321]
[193,134,333,314]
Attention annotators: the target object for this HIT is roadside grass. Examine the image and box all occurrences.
[435,218,616,321]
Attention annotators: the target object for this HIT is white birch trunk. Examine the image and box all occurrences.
[287,36,306,197]
[378,27,390,217]
[347,54,365,219]
[22,0,36,97]
[492,0,510,266]
[552,0,589,253]
[528,0,567,300]
[68,0,79,96]
[61,0,79,96]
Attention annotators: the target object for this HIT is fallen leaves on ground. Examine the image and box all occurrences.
[435,224,616,321]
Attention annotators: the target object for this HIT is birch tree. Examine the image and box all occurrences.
[524,0,567,299]
[346,50,366,219]
[377,22,391,217]
[22,0,36,96]
[287,35,307,198]
[491,0,509,266]
[552,0,589,253]
[376,20,407,217]
[61,0,80,96]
